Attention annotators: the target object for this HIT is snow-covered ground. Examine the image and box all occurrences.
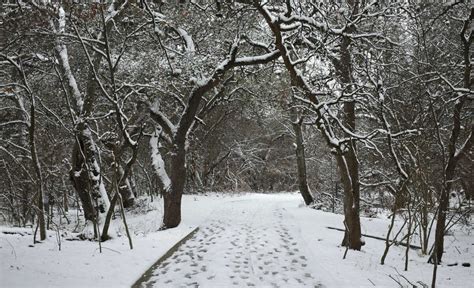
[1,193,473,287]
[0,194,225,287]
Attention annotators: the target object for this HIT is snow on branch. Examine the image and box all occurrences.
[234,50,281,66]
[454,128,474,161]
[176,28,195,53]
[149,100,176,139]
[277,14,327,32]
[104,0,130,24]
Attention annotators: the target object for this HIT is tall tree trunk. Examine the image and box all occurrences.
[338,98,362,250]
[29,98,46,240]
[332,0,362,250]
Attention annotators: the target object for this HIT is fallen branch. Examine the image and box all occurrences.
[326,226,422,250]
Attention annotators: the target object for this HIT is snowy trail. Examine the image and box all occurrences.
[138,195,324,287]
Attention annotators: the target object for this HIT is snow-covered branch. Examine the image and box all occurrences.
[52,7,84,115]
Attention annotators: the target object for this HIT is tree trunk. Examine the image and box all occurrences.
[119,178,135,208]
[334,44,362,251]
[337,101,362,250]
[254,1,362,248]
[26,85,46,240]
[433,161,455,263]
[70,141,96,221]
[162,191,183,229]
[292,115,313,205]
[69,123,110,223]
[62,177,69,212]
[337,152,362,250]
[117,165,135,208]
[162,143,186,228]
[149,34,280,229]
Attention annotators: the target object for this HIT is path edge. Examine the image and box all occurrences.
[131,227,200,288]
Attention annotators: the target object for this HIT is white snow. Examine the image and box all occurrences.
[1,193,473,287]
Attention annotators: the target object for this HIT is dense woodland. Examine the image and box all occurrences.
[0,0,472,286]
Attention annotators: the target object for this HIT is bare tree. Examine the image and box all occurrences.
[431,7,473,265]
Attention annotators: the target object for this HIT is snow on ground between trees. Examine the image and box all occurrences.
[1,193,473,287]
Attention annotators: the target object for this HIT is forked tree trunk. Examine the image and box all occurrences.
[53,2,128,228]
[149,34,280,229]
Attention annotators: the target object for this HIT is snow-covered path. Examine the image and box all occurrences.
[2,193,472,287]
[139,195,324,287]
